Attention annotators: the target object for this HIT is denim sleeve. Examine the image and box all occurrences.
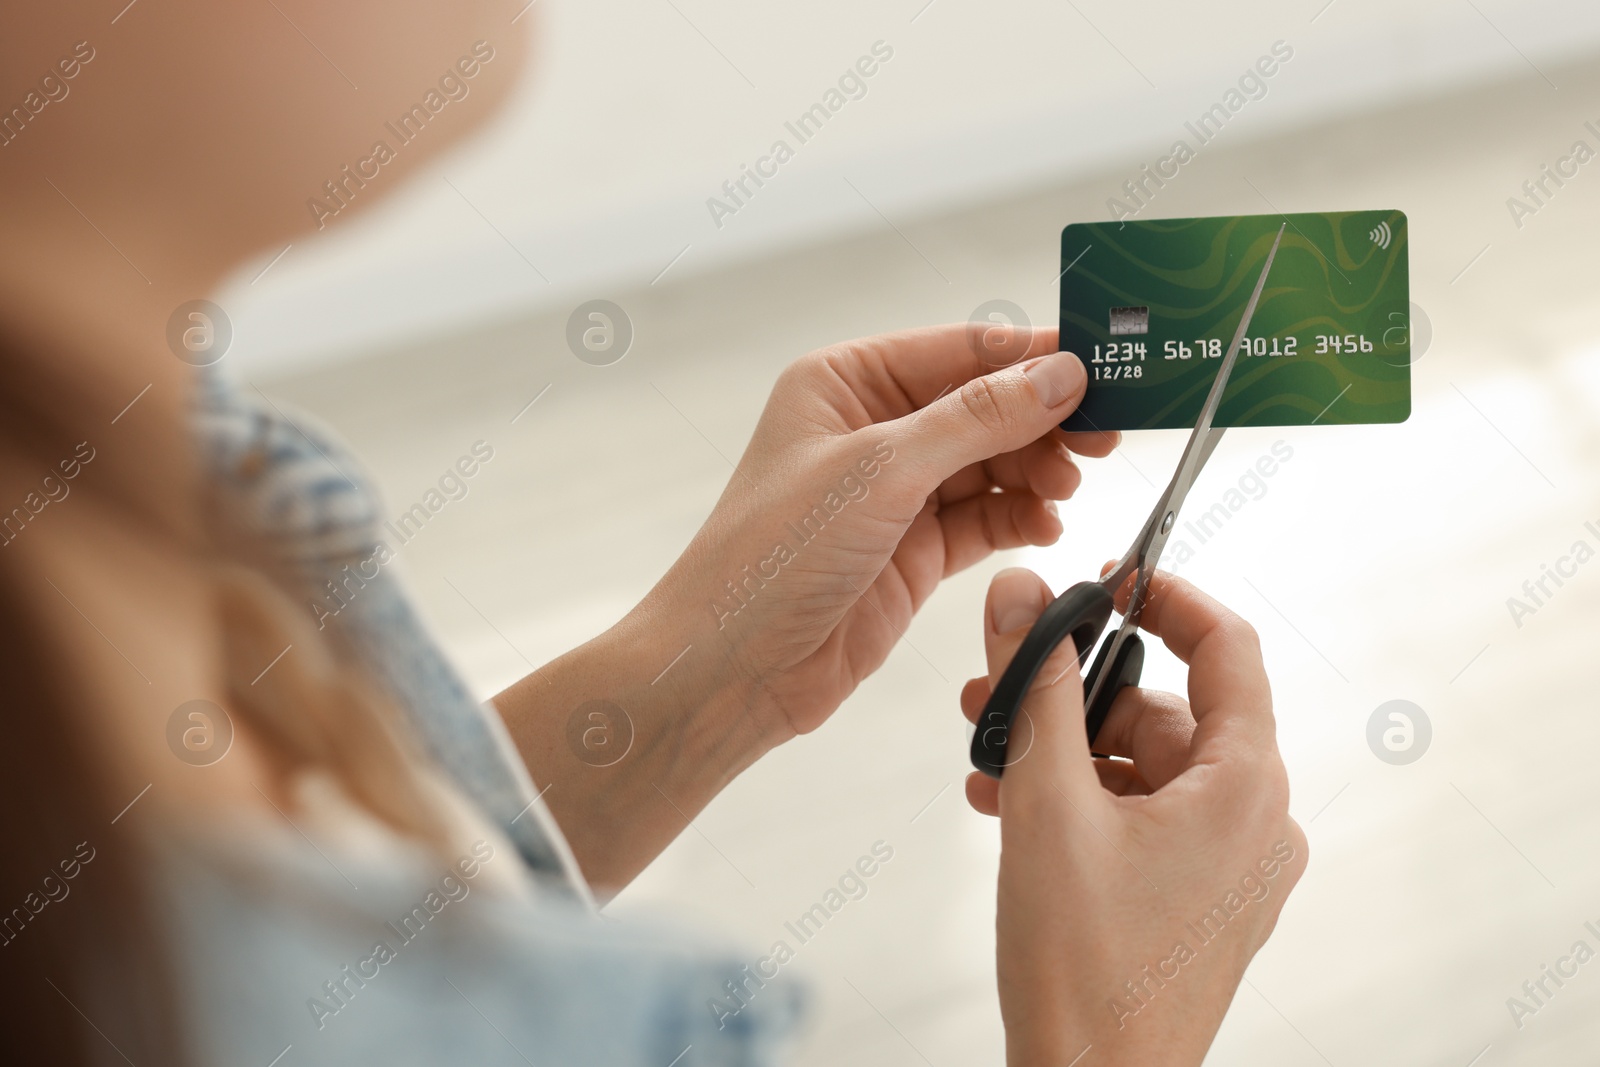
[195,369,584,893]
[161,830,808,1067]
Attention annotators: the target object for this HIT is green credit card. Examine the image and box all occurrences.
[1058,210,1411,432]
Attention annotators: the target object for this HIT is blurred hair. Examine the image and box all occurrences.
[0,512,184,1063]
[0,345,472,1063]
[0,316,179,1061]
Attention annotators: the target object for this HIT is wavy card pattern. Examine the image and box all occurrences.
[1059,211,1412,431]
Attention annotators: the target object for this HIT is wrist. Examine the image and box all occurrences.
[608,590,790,776]
[999,960,1228,1067]
[1002,993,1105,1067]
[628,537,802,749]
[496,576,785,892]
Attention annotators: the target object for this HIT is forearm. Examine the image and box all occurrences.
[493,588,786,895]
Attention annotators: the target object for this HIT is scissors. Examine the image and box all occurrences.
[970,223,1286,778]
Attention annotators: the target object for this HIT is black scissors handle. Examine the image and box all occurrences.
[968,581,1144,778]
[1083,628,1144,751]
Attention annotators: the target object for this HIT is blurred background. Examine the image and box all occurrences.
[234,1,1600,1062]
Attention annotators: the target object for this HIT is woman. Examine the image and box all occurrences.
[0,2,1305,1063]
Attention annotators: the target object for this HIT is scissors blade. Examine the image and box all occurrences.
[1166,222,1287,509]
[1101,222,1287,594]
[1082,225,1287,720]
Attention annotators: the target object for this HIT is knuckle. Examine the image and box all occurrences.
[1231,617,1264,654]
[1284,816,1308,858]
[778,350,825,390]
[956,375,1015,435]
[1205,750,1291,825]
[1259,766,1292,819]
[1270,818,1310,895]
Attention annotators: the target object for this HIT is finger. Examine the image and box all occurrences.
[982,568,1099,803]
[934,437,1083,507]
[973,437,1081,500]
[1090,687,1196,791]
[1114,570,1276,768]
[1017,436,1083,500]
[816,323,1061,422]
[938,491,1062,575]
[930,460,995,505]
[960,675,991,726]
[1059,429,1121,458]
[984,569,1054,691]
[965,771,1000,817]
[891,348,1088,483]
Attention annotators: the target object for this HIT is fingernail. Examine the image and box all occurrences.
[989,568,1045,635]
[1023,351,1086,409]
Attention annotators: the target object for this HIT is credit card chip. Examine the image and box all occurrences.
[1109,305,1150,336]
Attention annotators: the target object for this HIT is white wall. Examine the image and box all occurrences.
[221,0,1600,376]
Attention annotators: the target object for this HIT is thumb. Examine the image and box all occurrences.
[983,567,1100,803]
[893,350,1088,480]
